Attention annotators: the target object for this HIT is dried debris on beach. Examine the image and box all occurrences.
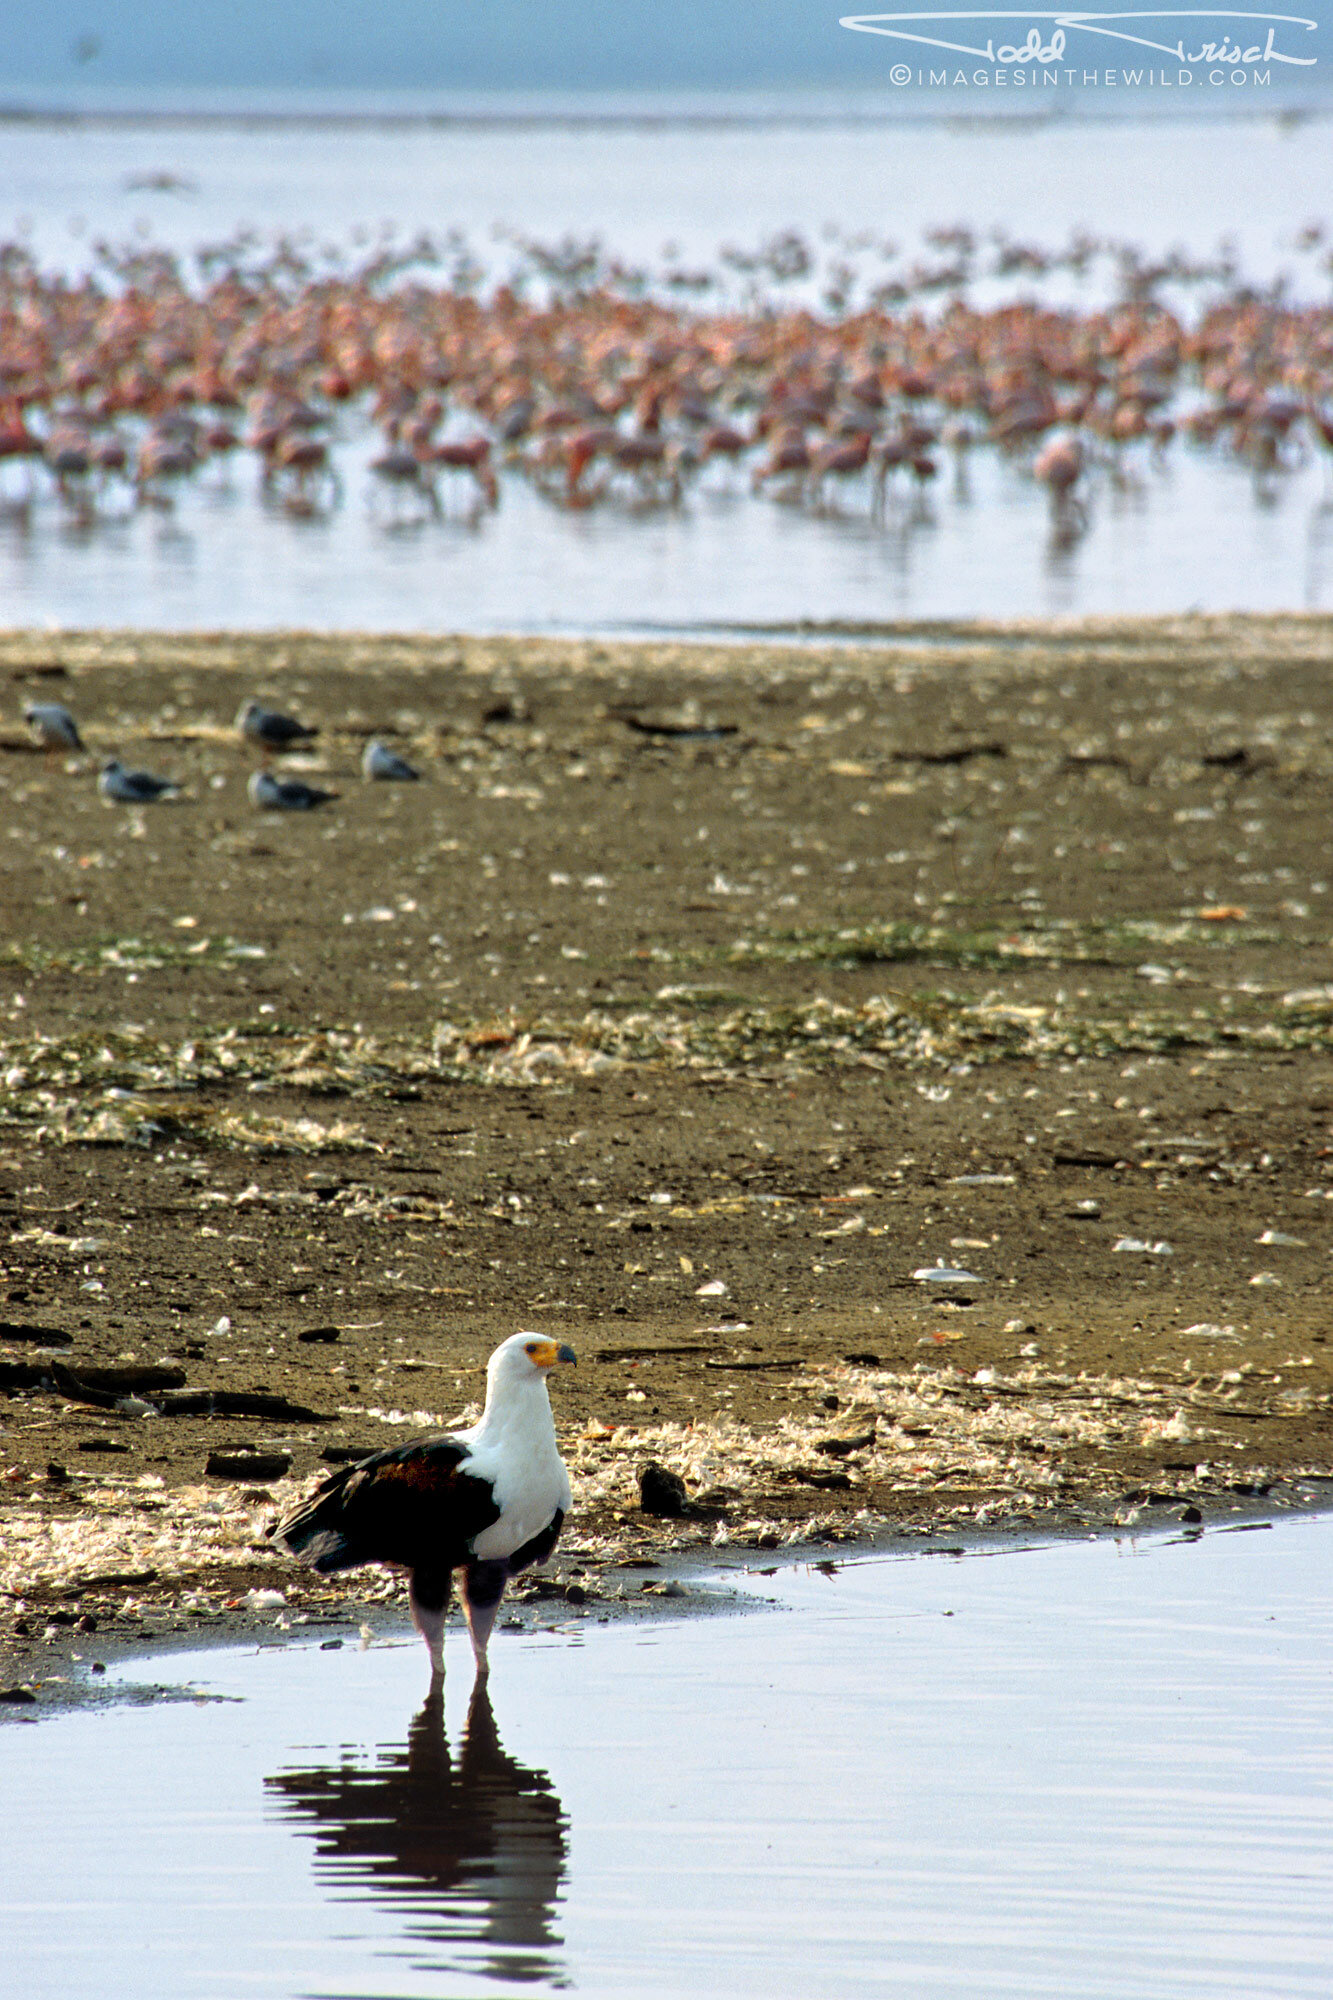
[2,616,1332,1666]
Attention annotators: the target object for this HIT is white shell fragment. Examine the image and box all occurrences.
[913,1263,983,1283]
[1111,1237,1174,1255]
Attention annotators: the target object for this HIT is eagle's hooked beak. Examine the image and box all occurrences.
[528,1338,578,1369]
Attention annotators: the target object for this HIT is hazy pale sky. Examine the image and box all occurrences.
[3,2,1326,95]
[0,3,880,91]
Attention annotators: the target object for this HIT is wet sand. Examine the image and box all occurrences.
[2,614,1331,1680]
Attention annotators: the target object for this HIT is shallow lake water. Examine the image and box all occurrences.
[4,423,1333,635]
[5,99,1327,294]
[2,104,1333,628]
[3,1515,1331,1999]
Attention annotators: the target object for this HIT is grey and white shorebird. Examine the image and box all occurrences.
[248,768,338,811]
[361,737,421,781]
[97,757,180,803]
[236,697,319,752]
[24,701,83,750]
[271,1332,576,1677]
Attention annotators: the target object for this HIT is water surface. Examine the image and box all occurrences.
[4,418,1332,634]
[5,105,1327,288]
[1,108,1332,628]
[3,1517,1330,1998]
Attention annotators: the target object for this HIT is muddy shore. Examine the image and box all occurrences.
[2,614,1331,1690]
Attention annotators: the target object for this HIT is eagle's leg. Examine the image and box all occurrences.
[461,1558,510,1676]
[409,1567,452,1679]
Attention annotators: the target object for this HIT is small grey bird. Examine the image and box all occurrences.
[98,757,180,803]
[361,738,420,781]
[248,768,338,811]
[24,701,82,750]
[236,698,319,752]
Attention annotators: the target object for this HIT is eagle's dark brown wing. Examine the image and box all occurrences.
[270,1436,502,1577]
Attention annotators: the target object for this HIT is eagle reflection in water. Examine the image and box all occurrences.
[266,1678,567,1987]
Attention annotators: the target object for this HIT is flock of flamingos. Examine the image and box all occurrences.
[0,225,1329,545]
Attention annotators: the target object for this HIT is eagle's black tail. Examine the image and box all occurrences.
[268,1465,365,1574]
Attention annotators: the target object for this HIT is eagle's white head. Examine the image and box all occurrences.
[486,1330,578,1392]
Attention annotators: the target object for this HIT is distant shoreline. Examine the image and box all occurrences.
[0,91,1326,131]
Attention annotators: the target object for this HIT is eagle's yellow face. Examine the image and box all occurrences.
[522,1337,577,1370]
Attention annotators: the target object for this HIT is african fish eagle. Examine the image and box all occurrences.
[270,1332,576,1675]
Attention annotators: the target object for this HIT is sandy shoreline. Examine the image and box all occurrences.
[2,614,1332,1689]
[6,1495,1327,1719]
